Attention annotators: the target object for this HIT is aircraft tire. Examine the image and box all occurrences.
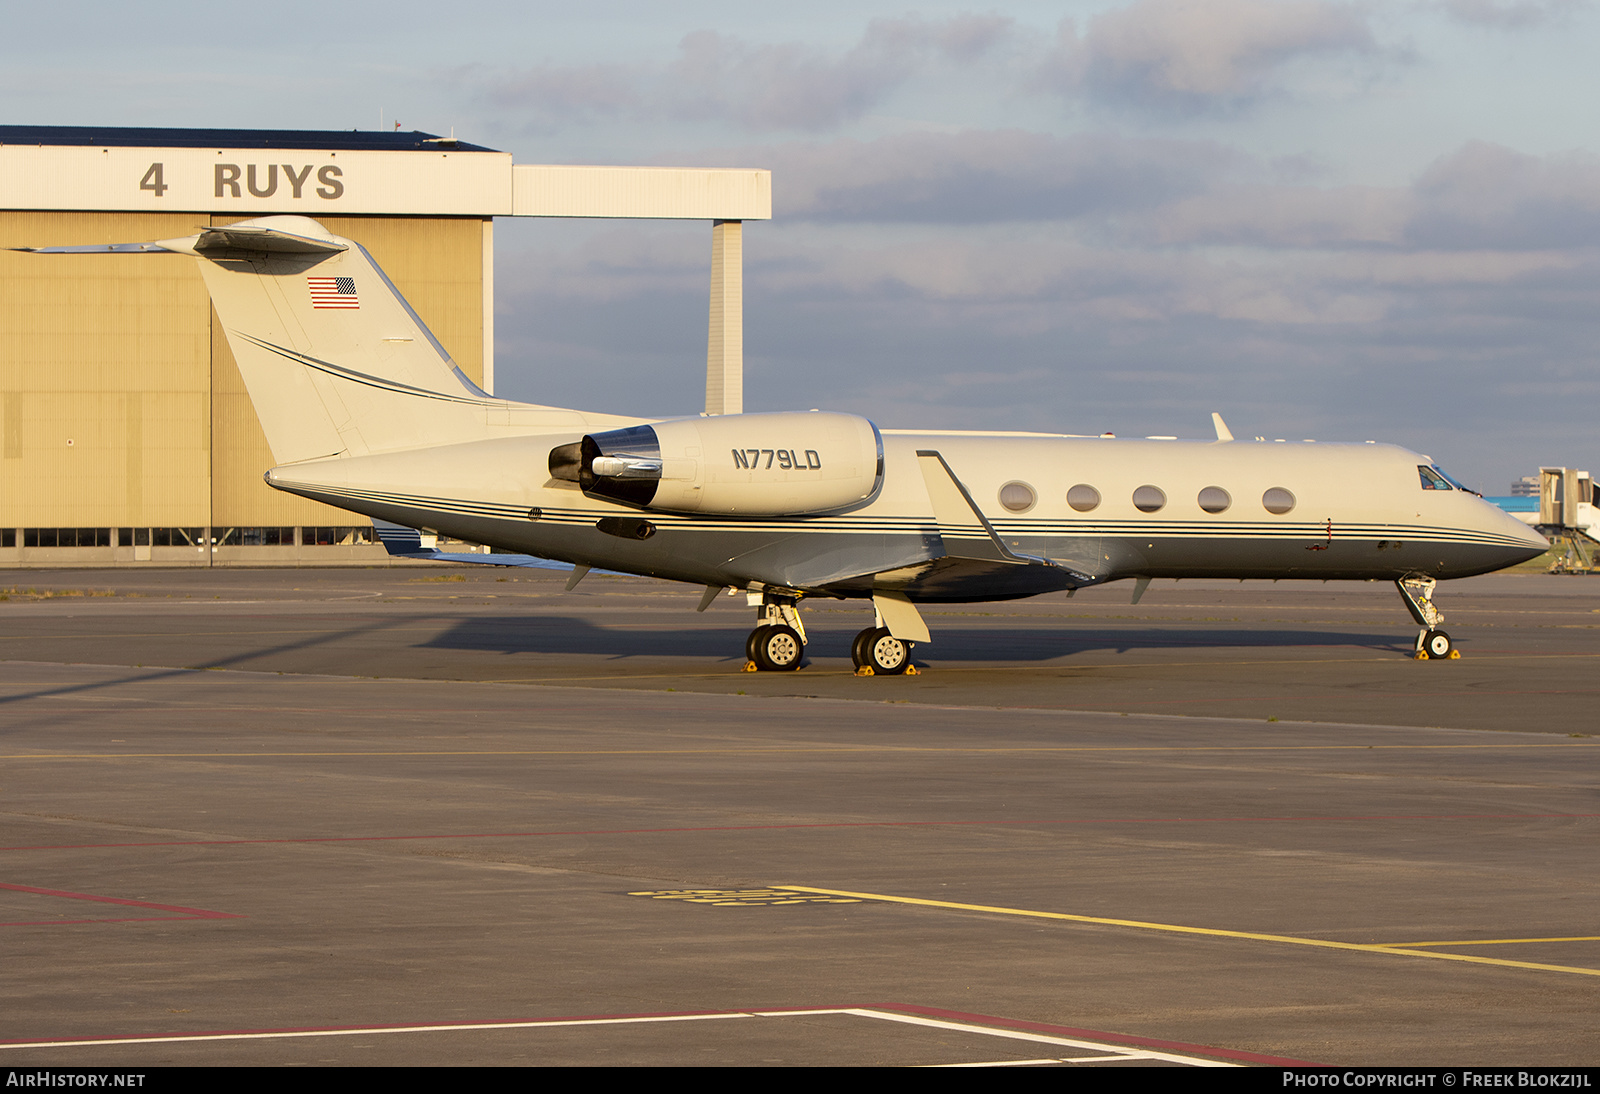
[746,625,773,664]
[850,627,877,670]
[865,628,910,676]
[753,624,804,672]
[1423,629,1453,659]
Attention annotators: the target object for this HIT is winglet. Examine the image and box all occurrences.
[915,450,1051,567]
[1211,413,1233,442]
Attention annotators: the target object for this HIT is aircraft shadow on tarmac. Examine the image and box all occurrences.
[418,616,1414,663]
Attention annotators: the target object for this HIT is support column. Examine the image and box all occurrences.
[706,219,743,416]
[481,218,495,395]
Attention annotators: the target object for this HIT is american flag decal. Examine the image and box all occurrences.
[308,276,359,309]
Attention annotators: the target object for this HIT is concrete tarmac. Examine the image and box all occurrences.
[0,568,1595,1066]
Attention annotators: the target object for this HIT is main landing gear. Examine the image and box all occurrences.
[739,592,922,675]
[850,627,914,676]
[1396,576,1460,660]
[850,593,923,675]
[743,596,807,672]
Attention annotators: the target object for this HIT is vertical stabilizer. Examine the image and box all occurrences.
[180,216,501,463]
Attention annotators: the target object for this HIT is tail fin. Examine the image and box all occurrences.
[178,216,514,462]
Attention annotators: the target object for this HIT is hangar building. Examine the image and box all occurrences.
[0,126,769,567]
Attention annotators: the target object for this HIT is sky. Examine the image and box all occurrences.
[6,0,1599,491]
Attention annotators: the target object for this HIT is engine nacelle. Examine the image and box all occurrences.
[549,411,883,516]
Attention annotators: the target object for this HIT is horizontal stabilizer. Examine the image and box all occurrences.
[13,218,348,257]
[373,520,616,573]
[193,222,348,254]
[11,241,177,254]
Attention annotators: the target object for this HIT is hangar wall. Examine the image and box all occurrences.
[0,210,488,566]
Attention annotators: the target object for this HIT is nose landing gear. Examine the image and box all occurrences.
[1397,577,1461,660]
[1419,628,1455,660]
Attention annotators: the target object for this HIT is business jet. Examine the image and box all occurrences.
[20,216,1548,674]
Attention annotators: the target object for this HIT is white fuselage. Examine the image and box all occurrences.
[268,425,1547,601]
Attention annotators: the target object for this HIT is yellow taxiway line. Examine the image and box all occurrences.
[773,886,1600,979]
[1380,936,1600,948]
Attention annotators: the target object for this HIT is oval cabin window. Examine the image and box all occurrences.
[1132,485,1166,513]
[1067,484,1101,512]
[1197,486,1231,513]
[999,481,1036,512]
[1262,487,1296,514]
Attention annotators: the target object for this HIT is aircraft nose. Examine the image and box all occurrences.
[1518,522,1551,552]
[1499,507,1550,563]
[1456,497,1549,575]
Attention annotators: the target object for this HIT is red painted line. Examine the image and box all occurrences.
[1,917,229,927]
[1,813,1593,853]
[877,1003,1322,1066]
[0,881,244,925]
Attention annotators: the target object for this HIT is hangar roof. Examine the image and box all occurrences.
[0,126,768,219]
[0,125,500,153]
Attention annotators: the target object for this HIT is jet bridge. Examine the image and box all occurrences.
[1536,467,1598,573]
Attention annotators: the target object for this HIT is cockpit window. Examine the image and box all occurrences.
[1418,465,1479,495]
[1418,466,1452,491]
[1431,465,1479,495]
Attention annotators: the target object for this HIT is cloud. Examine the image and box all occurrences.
[748,228,1401,326]
[660,26,918,131]
[756,130,1238,223]
[687,132,1600,256]
[1076,0,1379,110]
[1055,142,1600,252]
[483,15,1015,134]
[1438,0,1583,28]
[1139,183,1409,247]
[1406,141,1600,249]
[478,5,1396,135]
[483,63,642,126]
[730,132,1599,253]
